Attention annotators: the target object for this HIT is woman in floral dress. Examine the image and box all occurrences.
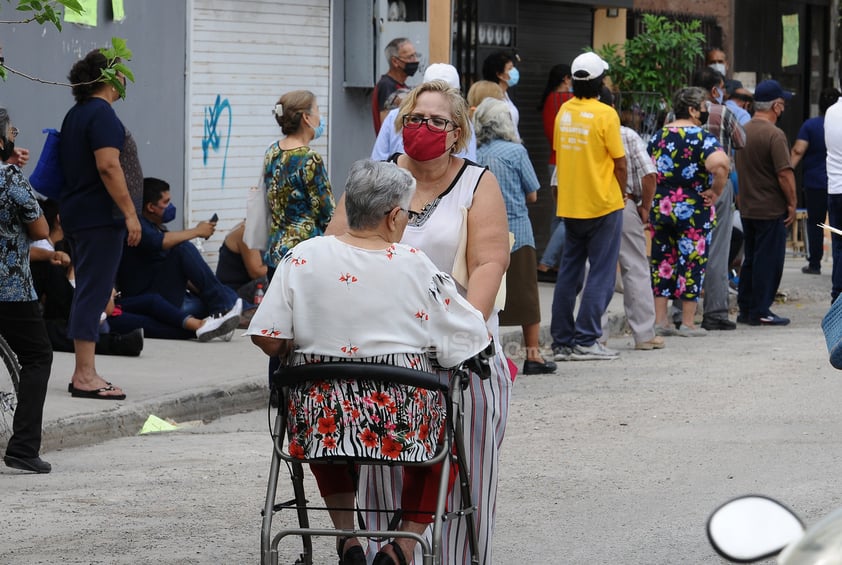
[248,160,490,565]
[262,90,335,270]
[648,87,730,336]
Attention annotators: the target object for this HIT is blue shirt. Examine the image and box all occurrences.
[0,165,42,302]
[725,100,751,126]
[796,116,828,190]
[476,139,540,251]
[59,97,126,233]
[116,214,168,297]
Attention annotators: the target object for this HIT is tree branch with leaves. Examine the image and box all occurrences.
[0,0,134,97]
[594,14,706,101]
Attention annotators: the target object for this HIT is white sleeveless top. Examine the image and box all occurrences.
[400,159,485,273]
[397,158,501,336]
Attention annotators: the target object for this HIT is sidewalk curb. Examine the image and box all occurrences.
[41,376,269,453]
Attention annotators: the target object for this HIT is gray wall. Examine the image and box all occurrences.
[329,0,378,198]
[1,0,188,224]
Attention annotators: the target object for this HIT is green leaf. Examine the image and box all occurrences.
[56,0,84,14]
[113,62,134,82]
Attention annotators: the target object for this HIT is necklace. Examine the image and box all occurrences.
[411,156,454,209]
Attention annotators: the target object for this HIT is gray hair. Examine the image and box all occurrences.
[344,159,416,230]
[473,98,519,145]
[753,100,774,112]
[385,37,410,63]
[0,108,9,140]
[672,87,708,120]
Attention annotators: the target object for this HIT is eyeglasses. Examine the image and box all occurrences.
[8,127,19,138]
[403,114,455,133]
[385,208,420,221]
[395,52,421,63]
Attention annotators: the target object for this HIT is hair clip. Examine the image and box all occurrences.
[274,104,283,116]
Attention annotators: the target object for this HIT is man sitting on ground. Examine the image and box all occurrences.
[117,177,241,341]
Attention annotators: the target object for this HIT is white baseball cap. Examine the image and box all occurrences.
[423,63,460,89]
[571,52,609,81]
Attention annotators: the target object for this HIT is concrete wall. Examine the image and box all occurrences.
[0,0,188,224]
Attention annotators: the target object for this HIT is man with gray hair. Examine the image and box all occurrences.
[735,79,796,326]
[372,37,419,134]
[371,63,477,161]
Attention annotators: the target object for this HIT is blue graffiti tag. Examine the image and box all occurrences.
[202,94,232,186]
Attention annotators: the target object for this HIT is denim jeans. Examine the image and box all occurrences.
[141,241,238,316]
[111,293,195,340]
[737,216,787,319]
[550,210,622,348]
[539,217,565,269]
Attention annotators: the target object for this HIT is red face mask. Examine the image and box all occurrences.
[402,126,449,162]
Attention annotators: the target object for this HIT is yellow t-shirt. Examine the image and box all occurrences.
[553,97,625,219]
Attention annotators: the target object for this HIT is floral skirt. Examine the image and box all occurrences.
[284,353,446,463]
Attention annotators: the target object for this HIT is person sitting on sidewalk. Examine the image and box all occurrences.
[117,177,241,341]
[30,199,144,355]
[215,220,267,314]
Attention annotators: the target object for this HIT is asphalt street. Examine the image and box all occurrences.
[2,255,842,563]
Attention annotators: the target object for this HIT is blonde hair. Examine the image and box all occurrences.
[273,90,316,135]
[395,80,470,155]
[467,80,504,109]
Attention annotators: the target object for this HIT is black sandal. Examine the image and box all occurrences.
[372,540,408,565]
[337,536,366,565]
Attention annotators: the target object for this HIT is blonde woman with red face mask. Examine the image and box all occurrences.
[327,79,511,565]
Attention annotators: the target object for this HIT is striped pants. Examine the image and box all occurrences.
[359,349,512,564]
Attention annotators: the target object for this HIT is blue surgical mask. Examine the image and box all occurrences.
[713,88,724,105]
[313,116,325,140]
[161,203,176,223]
[506,67,520,88]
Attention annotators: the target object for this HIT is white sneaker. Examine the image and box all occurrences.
[196,299,242,342]
[570,342,619,361]
[230,297,243,317]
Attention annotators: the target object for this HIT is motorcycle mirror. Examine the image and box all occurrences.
[707,495,805,563]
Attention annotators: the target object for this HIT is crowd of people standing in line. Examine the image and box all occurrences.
[0,34,835,565]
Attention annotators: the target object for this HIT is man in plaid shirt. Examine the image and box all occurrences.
[673,67,746,331]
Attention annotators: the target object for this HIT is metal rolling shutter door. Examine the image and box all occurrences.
[514,1,593,254]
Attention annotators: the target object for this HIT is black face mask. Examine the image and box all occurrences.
[0,139,15,162]
[403,61,419,77]
[699,111,710,125]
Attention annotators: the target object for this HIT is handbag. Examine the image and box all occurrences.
[822,297,842,369]
[244,181,270,251]
[29,128,64,199]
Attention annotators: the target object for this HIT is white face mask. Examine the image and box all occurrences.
[709,63,726,76]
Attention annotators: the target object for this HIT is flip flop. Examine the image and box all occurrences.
[68,381,115,393]
[69,384,126,400]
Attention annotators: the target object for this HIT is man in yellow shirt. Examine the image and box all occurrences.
[551,52,627,361]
